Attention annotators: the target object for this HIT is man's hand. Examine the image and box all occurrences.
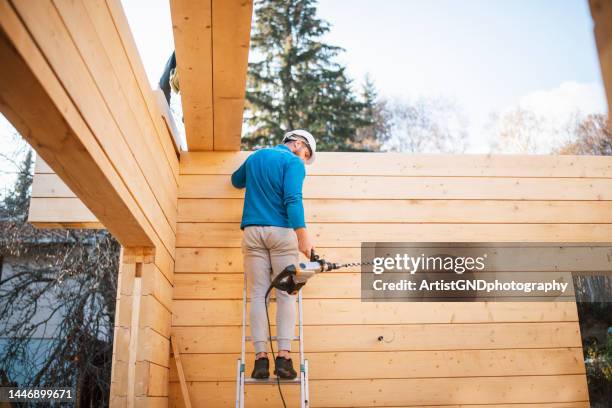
[295,228,315,258]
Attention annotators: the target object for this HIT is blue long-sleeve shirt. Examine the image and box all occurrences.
[231,144,306,230]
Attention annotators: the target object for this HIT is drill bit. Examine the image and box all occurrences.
[337,260,375,269]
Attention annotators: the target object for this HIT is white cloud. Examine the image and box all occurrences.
[517,81,607,120]
[481,81,609,154]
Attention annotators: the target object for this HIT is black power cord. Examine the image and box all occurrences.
[264,284,288,408]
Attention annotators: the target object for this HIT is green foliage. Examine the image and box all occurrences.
[584,332,612,404]
[243,0,378,151]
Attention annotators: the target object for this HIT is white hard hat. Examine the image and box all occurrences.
[282,129,316,165]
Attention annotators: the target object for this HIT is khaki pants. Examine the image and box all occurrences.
[241,226,299,354]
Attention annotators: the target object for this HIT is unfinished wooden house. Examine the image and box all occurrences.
[1,0,612,406]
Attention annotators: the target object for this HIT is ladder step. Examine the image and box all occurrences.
[244,335,299,341]
[244,376,302,385]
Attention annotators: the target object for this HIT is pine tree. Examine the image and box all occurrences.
[244,0,373,151]
[2,149,33,221]
[352,75,392,151]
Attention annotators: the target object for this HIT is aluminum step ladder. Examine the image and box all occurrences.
[235,272,310,407]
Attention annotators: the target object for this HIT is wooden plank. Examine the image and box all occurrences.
[117,257,136,298]
[314,405,591,408]
[169,348,585,381]
[138,327,171,368]
[82,0,179,182]
[25,221,103,229]
[139,295,171,338]
[141,263,173,312]
[29,173,84,197]
[170,401,589,408]
[180,174,612,200]
[154,246,175,286]
[176,222,612,247]
[171,300,578,326]
[178,197,612,223]
[115,295,170,338]
[168,375,588,406]
[134,361,168,397]
[111,250,130,401]
[174,245,612,273]
[154,89,182,153]
[171,322,583,353]
[172,273,362,299]
[175,247,247,273]
[54,0,178,231]
[127,277,142,407]
[170,336,192,408]
[113,327,131,363]
[211,0,253,150]
[172,272,580,300]
[105,0,180,182]
[134,396,167,408]
[179,151,612,177]
[9,0,175,254]
[34,156,54,173]
[28,197,101,226]
[110,359,128,398]
[170,0,214,150]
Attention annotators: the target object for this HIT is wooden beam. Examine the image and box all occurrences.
[170,0,214,150]
[127,275,142,407]
[170,336,192,408]
[154,89,183,153]
[105,0,180,181]
[2,0,178,253]
[0,0,153,247]
[170,0,253,151]
[211,0,253,150]
[590,0,612,118]
[180,151,612,177]
[169,376,589,406]
[112,249,173,405]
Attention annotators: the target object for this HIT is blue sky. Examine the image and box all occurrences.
[317,0,602,98]
[315,0,606,149]
[0,0,607,189]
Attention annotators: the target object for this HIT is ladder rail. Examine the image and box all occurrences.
[298,289,306,408]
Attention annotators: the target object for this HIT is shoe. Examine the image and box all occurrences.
[251,356,269,379]
[274,356,297,379]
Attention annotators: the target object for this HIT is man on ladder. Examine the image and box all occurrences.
[231,130,317,380]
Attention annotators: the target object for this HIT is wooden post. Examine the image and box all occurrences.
[110,248,172,407]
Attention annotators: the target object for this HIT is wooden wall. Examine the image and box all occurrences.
[29,158,101,229]
[0,1,178,405]
[168,151,598,407]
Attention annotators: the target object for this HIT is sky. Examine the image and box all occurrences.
[316,0,607,149]
[119,0,608,151]
[0,0,607,189]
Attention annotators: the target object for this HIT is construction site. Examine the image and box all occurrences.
[1,0,612,407]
